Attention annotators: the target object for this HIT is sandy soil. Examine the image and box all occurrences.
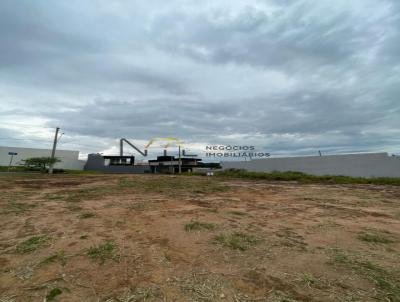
[0,174,399,302]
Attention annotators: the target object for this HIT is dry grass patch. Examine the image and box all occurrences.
[15,235,50,254]
[46,288,63,301]
[118,177,230,196]
[79,212,96,219]
[40,251,67,266]
[87,240,118,264]
[185,220,216,232]
[227,210,248,216]
[330,249,400,301]
[6,201,36,215]
[357,232,394,244]
[214,232,259,251]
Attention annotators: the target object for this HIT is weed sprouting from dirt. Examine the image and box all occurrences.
[46,288,62,301]
[41,251,67,266]
[173,271,226,301]
[299,272,317,287]
[214,232,259,251]
[0,295,17,302]
[15,235,50,254]
[357,232,394,244]
[44,193,66,201]
[128,202,146,211]
[6,201,36,214]
[66,205,83,212]
[330,249,400,300]
[165,253,171,261]
[87,240,118,264]
[133,287,159,300]
[79,212,96,219]
[228,210,247,216]
[274,229,307,250]
[267,290,300,302]
[114,286,162,301]
[185,221,216,232]
[308,220,342,231]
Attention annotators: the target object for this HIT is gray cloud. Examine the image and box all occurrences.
[0,0,399,157]
[150,1,394,72]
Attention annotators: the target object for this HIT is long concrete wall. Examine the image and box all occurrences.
[0,146,85,170]
[221,153,400,178]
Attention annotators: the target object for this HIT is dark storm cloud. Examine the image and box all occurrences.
[0,1,99,67]
[0,0,399,156]
[46,82,399,152]
[0,1,187,96]
[46,98,239,140]
[149,1,391,71]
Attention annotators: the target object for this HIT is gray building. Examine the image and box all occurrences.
[84,154,151,173]
[0,146,85,170]
[84,153,202,173]
[222,152,400,178]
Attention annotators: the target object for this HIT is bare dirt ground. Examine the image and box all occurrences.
[0,174,399,302]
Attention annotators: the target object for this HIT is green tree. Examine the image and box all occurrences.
[23,157,61,172]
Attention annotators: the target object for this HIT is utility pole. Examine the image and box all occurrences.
[8,152,17,172]
[49,127,60,174]
[178,145,182,174]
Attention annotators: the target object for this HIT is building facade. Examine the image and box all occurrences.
[84,153,202,173]
[84,153,150,173]
[0,146,85,170]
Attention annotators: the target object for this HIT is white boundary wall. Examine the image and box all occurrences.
[221,153,400,178]
[0,146,85,170]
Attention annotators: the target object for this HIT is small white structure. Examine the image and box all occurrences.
[0,146,85,170]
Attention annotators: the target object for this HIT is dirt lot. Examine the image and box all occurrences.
[0,174,400,302]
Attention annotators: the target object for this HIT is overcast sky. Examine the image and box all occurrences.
[0,0,399,159]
